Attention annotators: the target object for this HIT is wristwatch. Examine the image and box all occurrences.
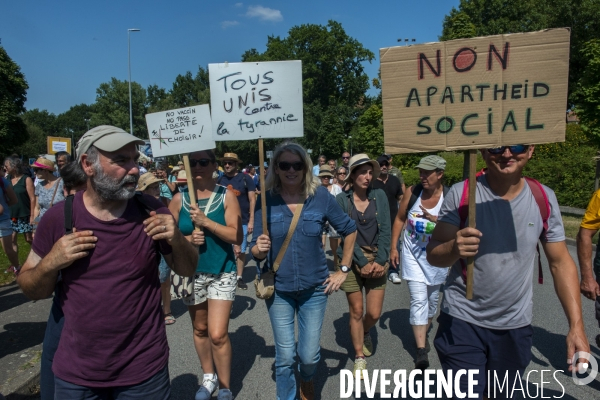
[340,265,351,273]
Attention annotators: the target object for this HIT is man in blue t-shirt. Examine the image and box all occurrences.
[218,153,256,290]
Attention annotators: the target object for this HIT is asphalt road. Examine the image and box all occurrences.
[165,244,600,400]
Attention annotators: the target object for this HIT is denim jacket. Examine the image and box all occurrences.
[250,186,357,292]
[335,187,391,267]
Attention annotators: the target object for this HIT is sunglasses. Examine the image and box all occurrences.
[379,162,389,167]
[278,161,304,171]
[337,172,347,176]
[223,161,236,166]
[189,158,213,167]
[342,156,350,159]
[487,145,528,155]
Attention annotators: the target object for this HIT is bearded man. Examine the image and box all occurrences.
[17,125,198,399]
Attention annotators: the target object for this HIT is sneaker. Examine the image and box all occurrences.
[353,357,367,379]
[217,389,233,400]
[299,380,315,400]
[237,277,248,290]
[388,272,402,284]
[363,332,373,357]
[195,374,219,400]
[415,347,429,370]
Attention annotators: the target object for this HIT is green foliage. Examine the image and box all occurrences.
[15,121,47,159]
[56,103,95,144]
[0,46,29,155]
[400,151,486,188]
[440,10,477,40]
[574,39,600,144]
[170,66,210,108]
[355,104,384,157]
[91,77,148,138]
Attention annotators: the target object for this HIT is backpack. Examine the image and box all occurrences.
[457,170,550,286]
[406,183,450,219]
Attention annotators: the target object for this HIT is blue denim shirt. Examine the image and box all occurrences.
[250,186,357,292]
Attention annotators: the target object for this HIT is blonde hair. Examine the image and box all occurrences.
[265,141,320,197]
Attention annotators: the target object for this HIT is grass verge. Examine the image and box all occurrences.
[0,234,31,286]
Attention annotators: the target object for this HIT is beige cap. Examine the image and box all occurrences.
[76,125,145,162]
[345,153,380,182]
[136,172,163,191]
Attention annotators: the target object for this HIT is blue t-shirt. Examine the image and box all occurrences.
[217,173,255,225]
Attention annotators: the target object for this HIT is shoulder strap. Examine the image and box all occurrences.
[49,178,62,208]
[272,202,304,272]
[64,194,74,234]
[524,177,550,238]
[406,184,423,219]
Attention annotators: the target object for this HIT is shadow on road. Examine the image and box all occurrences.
[0,322,46,359]
[169,373,198,400]
[0,284,31,314]
[379,308,415,358]
[230,294,256,319]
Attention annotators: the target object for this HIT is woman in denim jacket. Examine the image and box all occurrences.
[335,154,391,378]
[250,142,357,400]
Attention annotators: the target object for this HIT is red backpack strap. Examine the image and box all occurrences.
[524,177,550,284]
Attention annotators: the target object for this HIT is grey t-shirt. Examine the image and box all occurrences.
[437,175,564,329]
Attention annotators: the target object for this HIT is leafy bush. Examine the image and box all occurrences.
[391,124,597,208]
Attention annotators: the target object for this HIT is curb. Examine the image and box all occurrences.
[3,363,40,400]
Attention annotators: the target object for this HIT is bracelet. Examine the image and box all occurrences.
[213,222,218,233]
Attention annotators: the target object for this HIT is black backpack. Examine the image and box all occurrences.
[405,183,449,219]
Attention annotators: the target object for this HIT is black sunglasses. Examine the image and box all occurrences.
[223,161,236,166]
[487,145,528,155]
[342,156,350,159]
[379,161,389,167]
[189,158,213,167]
[278,161,304,171]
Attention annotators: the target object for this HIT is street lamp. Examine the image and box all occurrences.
[128,28,140,136]
[84,118,90,131]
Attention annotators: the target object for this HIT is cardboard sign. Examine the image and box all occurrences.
[209,61,304,140]
[145,105,215,157]
[47,136,72,155]
[380,29,570,153]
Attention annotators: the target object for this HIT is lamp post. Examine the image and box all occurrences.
[84,118,90,131]
[128,28,140,136]
[348,136,352,156]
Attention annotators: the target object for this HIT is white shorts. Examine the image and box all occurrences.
[183,271,237,306]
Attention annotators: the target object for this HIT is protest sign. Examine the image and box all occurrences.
[47,136,72,155]
[209,61,303,140]
[380,29,570,154]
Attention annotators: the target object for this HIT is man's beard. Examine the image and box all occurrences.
[91,166,138,201]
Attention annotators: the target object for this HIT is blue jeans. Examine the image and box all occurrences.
[41,290,64,400]
[266,286,328,400]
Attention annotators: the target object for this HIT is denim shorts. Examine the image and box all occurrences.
[241,224,248,253]
[0,219,12,237]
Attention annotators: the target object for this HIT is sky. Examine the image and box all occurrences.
[2,0,459,116]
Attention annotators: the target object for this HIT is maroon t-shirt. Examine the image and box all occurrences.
[32,191,172,387]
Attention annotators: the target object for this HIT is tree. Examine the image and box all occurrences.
[240,21,375,161]
[14,121,47,159]
[355,104,384,157]
[91,78,148,138]
[56,103,95,144]
[0,46,29,154]
[440,10,477,40]
[575,39,600,143]
[20,109,57,136]
[170,66,210,108]
[147,85,176,114]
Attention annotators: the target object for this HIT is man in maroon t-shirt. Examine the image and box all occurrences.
[17,126,198,399]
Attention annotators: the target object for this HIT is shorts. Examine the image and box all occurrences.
[11,217,33,233]
[434,312,533,399]
[183,271,237,306]
[158,256,170,284]
[339,246,388,293]
[241,224,248,253]
[0,219,12,237]
[406,280,441,325]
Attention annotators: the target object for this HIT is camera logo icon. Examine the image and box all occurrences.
[571,351,598,385]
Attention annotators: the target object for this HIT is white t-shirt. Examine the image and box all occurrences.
[402,191,449,285]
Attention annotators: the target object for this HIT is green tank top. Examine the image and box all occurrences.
[178,186,236,275]
[10,175,32,219]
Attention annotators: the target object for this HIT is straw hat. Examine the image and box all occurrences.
[318,165,334,178]
[32,158,55,171]
[219,152,243,164]
[176,169,188,182]
[136,172,163,191]
[171,166,181,174]
[345,153,380,182]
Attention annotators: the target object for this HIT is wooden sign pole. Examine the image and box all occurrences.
[258,139,268,236]
[182,154,201,231]
[466,149,477,300]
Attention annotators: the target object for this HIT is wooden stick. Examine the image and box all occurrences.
[258,139,268,236]
[466,149,477,300]
[182,154,201,231]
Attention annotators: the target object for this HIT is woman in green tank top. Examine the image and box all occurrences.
[169,150,241,400]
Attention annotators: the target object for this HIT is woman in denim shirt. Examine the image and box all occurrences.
[250,142,357,400]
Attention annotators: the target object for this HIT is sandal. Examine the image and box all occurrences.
[164,313,176,325]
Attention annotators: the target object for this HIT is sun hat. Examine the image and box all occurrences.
[32,158,55,171]
[414,155,446,171]
[176,169,188,182]
[318,165,334,178]
[75,125,145,162]
[177,161,184,166]
[171,166,181,173]
[345,153,380,182]
[136,172,163,191]
[220,152,243,164]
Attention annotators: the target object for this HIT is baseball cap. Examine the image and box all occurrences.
[376,155,390,165]
[76,125,145,162]
[414,155,446,171]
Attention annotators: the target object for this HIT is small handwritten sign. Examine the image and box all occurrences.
[46,136,72,155]
[209,61,304,140]
[145,105,215,157]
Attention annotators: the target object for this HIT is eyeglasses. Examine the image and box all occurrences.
[337,172,347,176]
[278,161,304,171]
[487,145,528,155]
[342,156,350,160]
[189,158,213,167]
[223,161,236,166]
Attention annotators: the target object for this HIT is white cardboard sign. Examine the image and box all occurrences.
[209,61,304,140]
[145,105,215,157]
